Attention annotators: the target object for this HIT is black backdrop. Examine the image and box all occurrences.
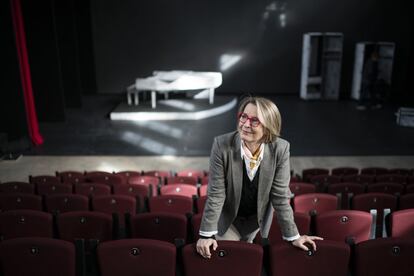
[91,0,414,97]
[1,0,414,148]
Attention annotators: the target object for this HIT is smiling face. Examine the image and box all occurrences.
[238,103,264,145]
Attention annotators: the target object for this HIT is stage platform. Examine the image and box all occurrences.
[110,96,237,121]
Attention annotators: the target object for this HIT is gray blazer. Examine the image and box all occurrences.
[200,131,299,239]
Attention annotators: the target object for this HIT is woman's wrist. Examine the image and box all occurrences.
[199,234,216,240]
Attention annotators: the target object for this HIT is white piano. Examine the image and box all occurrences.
[127,70,223,108]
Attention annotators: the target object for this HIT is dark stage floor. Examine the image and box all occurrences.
[23,94,414,156]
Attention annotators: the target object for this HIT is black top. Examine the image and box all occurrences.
[237,163,260,218]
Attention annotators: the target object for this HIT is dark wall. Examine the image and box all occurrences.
[91,0,414,100]
[54,0,83,108]
[0,0,28,143]
[74,0,97,95]
[22,0,66,122]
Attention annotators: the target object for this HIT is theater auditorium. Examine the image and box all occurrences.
[1,0,414,275]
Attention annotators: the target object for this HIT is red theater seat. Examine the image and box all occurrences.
[0,194,42,212]
[160,184,198,198]
[293,193,338,216]
[0,182,34,194]
[0,210,53,240]
[45,194,89,213]
[354,238,414,276]
[289,182,317,196]
[315,210,373,244]
[74,182,111,197]
[98,239,176,276]
[302,168,329,183]
[129,212,187,244]
[390,209,414,238]
[0,237,76,276]
[149,195,193,215]
[269,240,350,276]
[331,167,359,176]
[182,241,263,276]
[57,211,113,242]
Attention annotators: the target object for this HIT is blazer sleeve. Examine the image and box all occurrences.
[199,137,227,232]
[270,141,299,238]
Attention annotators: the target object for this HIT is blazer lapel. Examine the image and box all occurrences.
[231,133,243,209]
[258,143,276,207]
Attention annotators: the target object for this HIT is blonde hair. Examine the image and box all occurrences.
[238,96,282,143]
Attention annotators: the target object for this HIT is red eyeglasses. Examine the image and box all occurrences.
[238,113,261,127]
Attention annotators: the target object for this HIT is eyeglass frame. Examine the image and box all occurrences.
[237,112,261,127]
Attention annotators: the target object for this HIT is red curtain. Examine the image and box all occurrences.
[10,0,44,145]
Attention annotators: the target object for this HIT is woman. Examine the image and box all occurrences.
[196,96,322,259]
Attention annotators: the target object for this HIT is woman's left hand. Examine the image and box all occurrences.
[291,235,324,251]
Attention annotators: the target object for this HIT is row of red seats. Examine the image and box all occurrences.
[1,208,413,249]
[290,181,414,197]
[0,180,207,199]
[0,236,413,276]
[300,167,414,182]
[1,191,413,219]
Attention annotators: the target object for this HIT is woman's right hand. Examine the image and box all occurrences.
[196,238,218,259]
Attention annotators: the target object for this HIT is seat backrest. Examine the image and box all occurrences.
[0,182,34,194]
[388,168,410,175]
[113,183,150,198]
[142,171,171,184]
[91,195,136,214]
[302,168,330,183]
[200,176,209,186]
[360,167,389,175]
[354,238,414,276]
[176,169,205,179]
[85,174,125,186]
[255,212,311,245]
[399,194,414,210]
[0,237,76,276]
[352,193,397,213]
[195,196,207,214]
[130,212,187,244]
[289,182,317,196]
[366,182,404,195]
[269,240,350,276]
[0,194,42,212]
[143,170,171,178]
[97,239,176,276]
[315,210,373,244]
[74,182,111,197]
[57,171,85,185]
[113,171,141,184]
[36,182,73,196]
[149,195,193,215]
[199,185,208,197]
[293,193,338,215]
[160,184,197,198]
[45,194,89,213]
[390,209,414,238]
[182,241,263,276]
[406,183,414,194]
[352,193,398,238]
[128,176,159,195]
[342,174,375,185]
[331,167,359,176]
[327,182,365,195]
[57,211,113,242]
[166,176,197,186]
[0,210,53,240]
[29,175,61,185]
[376,174,407,184]
[191,213,203,241]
